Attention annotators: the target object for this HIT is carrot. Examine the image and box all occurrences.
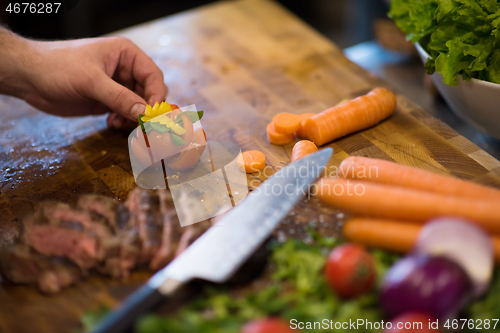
[237,150,266,173]
[305,88,397,146]
[344,218,421,253]
[344,217,500,262]
[339,156,500,201]
[266,122,294,145]
[272,113,301,134]
[291,140,318,162]
[295,113,316,137]
[315,177,500,233]
[493,237,500,263]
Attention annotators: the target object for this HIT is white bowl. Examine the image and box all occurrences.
[416,42,500,139]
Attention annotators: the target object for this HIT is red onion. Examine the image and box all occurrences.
[413,217,493,297]
[380,255,472,321]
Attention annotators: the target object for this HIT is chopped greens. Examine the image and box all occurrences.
[136,237,386,333]
[389,0,500,86]
[81,236,500,333]
[80,306,110,333]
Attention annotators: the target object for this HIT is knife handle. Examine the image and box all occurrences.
[92,278,184,333]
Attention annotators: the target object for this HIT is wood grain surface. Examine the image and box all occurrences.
[1,0,500,332]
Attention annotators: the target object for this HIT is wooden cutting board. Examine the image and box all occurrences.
[2,0,500,332]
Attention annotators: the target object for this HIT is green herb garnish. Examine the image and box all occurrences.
[171,134,186,146]
[175,111,204,126]
[138,114,147,133]
[150,122,171,133]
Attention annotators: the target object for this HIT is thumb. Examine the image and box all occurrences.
[89,73,146,121]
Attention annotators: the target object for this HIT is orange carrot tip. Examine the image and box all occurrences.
[267,122,294,145]
[237,150,266,173]
[291,140,318,162]
[272,113,301,134]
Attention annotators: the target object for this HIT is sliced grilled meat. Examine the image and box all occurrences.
[1,187,214,293]
[149,191,176,270]
[22,204,104,269]
[77,195,141,278]
[125,188,164,265]
[0,243,82,294]
[77,195,120,232]
[149,190,212,270]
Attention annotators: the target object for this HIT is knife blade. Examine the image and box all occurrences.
[93,148,332,333]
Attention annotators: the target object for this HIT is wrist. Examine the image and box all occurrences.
[0,28,37,98]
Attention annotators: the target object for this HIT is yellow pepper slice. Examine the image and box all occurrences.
[158,101,172,115]
[144,104,153,117]
[150,114,186,135]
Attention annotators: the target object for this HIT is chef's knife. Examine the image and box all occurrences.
[92,148,332,333]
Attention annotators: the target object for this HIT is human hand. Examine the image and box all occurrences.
[1,32,167,129]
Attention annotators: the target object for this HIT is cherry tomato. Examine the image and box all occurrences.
[147,130,182,163]
[192,128,207,156]
[179,112,194,146]
[241,318,294,333]
[130,136,152,166]
[324,243,376,298]
[167,108,182,120]
[385,312,437,333]
[165,128,206,171]
[166,143,201,170]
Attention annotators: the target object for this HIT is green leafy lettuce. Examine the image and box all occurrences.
[389,0,500,86]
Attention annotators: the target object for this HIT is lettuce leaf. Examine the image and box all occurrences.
[389,0,500,86]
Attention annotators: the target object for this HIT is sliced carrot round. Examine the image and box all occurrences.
[237,150,266,173]
[272,113,301,134]
[295,113,316,138]
[266,122,294,145]
[291,140,318,162]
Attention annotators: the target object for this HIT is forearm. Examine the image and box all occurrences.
[0,27,35,98]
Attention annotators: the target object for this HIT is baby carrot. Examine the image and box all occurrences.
[339,156,500,201]
[344,217,500,262]
[266,122,294,145]
[272,113,301,134]
[295,113,316,138]
[343,218,421,253]
[305,88,397,146]
[237,150,266,173]
[493,237,500,263]
[315,177,500,233]
[291,140,318,162]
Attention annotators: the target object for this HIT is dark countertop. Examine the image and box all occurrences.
[344,41,500,160]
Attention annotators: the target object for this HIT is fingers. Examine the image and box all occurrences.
[107,113,139,131]
[88,38,168,120]
[90,71,146,121]
[126,46,167,105]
